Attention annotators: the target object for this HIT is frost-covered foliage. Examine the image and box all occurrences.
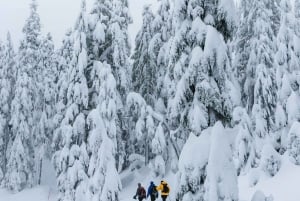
[287,122,300,165]
[52,2,89,200]
[205,122,238,201]
[177,129,211,201]
[86,62,121,201]
[132,5,155,106]
[260,143,281,177]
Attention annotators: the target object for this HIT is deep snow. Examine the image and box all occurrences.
[2,153,300,201]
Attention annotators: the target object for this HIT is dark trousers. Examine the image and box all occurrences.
[150,195,156,201]
[138,198,143,201]
[161,195,168,201]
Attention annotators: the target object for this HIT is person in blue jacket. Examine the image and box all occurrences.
[147,181,158,201]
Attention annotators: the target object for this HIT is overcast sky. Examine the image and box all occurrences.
[0,0,158,49]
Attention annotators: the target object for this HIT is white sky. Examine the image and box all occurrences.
[0,0,158,49]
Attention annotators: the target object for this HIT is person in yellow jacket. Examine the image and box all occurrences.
[156,180,170,201]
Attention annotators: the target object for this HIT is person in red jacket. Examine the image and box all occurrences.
[134,183,146,201]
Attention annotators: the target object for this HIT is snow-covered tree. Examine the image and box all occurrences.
[274,0,299,151]
[34,33,56,184]
[205,122,238,201]
[52,1,89,200]
[5,71,35,192]
[244,0,277,137]
[4,0,41,191]
[151,123,167,177]
[276,0,298,102]
[127,92,156,165]
[88,0,132,171]
[148,0,172,111]
[0,34,16,183]
[0,41,5,181]
[166,0,238,149]
[132,5,155,106]
[233,0,254,106]
[86,61,121,201]
[53,29,74,153]
[176,129,211,201]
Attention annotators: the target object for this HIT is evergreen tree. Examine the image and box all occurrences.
[5,71,35,192]
[88,0,112,109]
[52,29,74,154]
[4,0,41,191]
[132,6,155,106]
[34,33,56,184]
[148,0,172,107]
[166,0,238,145]
[86,61,121,201]
[244,0,277,138]
[89,0,132,171]
[0,33,16,183]
[0,40,5,181]
[274,0,299,150]
[52,1,89,200]
[126,92,156,165]
[233,0,254,106]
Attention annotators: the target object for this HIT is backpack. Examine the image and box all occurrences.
[151,185,158,198]
[162,184,169,194]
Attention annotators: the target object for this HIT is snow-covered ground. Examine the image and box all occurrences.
[2,154,300,201]
[0,186,57,201]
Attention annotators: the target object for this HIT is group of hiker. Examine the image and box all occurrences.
[133,180,170,201]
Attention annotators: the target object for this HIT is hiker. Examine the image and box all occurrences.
[133,183,146,201]
[147,181,158,201]
[156,180,170,201]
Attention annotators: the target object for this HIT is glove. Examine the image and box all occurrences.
[133,195,136,199]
